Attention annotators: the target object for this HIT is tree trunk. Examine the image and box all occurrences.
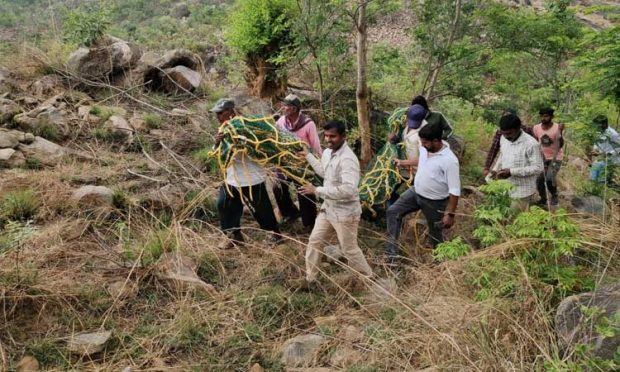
[246,57,286,99]
[356,0,372,167]
[427,0,462,100]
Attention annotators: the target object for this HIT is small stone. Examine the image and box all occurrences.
[0,128,25,148]
[0,148,26,168]
[71,185,114,208]
[280,334,326,367]
[329,346,363,367]
[314,315,338,327]
[0,98,21,124]
[16,355,39,371]
[67,330,112,356]
[341,325,364,343]
[107,280,138,300]
[156,252,216,294]
[17,136,67,166]
[248,363,264,372]
[104,115,134,144]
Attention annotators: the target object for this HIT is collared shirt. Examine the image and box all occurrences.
[305,143,361,221]
[276,114,322,155]
[594,127,620,165]
[495,131,544,198]
[414,141,461,200]
[484,125,534,170]
[225,153,266,187]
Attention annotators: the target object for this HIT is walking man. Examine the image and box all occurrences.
[490,113,544,211]
[532,107,564,206]
[274,94,321,231]
[386,124,461,265]
[298,120,373,285]
[212,98,281,249]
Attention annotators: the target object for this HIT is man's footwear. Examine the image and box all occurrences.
[266,234,284,246]
[301,225,314,234]
[550,195,559,206]
[536,199,548,206]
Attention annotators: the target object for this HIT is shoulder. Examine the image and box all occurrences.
[275,116,286,126]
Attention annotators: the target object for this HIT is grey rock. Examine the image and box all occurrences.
[280,334,326,367]
[0,128,25,148]
[14,105,68,136]
[67,330,112,356]
[0,98,21,123]
[104,115,134,143]
[17,136,67,165]
[71,185,114,208]
[162,65,202,93]
[555,282,620,359]
[156,252,216,293]
[31,75,63,97]
[16,355,39,371]
[571,195,607,216]
[0,148,25,168]
[67,37,141,79]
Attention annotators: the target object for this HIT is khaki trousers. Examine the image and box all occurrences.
[511,194,534,212]
[305,213,373,282]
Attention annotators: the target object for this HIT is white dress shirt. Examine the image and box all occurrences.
[494,131,544,198]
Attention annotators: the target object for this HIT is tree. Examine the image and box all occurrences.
[580,26,620,112]
[226,0,297,98]
[355,0,372,166]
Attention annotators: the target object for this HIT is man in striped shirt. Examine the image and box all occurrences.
[490,113,544,211]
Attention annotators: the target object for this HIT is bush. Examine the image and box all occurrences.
[143,113,163,129]
[63,6,111,46]
[1,189,40,222]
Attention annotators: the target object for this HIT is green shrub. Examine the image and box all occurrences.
[251,286,288,330]
[63,6,111,46]
[143,113,163,129]
[434,237,472,261]
[473,180,514,246]
[32,123,60,141]
[1,189,40,222]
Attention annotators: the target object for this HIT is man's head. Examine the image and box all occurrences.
[501,107,518,117]
[593,114,609,132]
[210,98,235,124]
[418,123,443,153]
[539,107,554,125]
[410,95,430,111]
[323,120,347,151]
[407,104,427,129]
[280,94,301,118]
[499,113,522,142]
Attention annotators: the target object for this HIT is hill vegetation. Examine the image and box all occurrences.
[0,0,619,371]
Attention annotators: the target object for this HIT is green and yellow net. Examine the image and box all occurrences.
[208,115,321,194]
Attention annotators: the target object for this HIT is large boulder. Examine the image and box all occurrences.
[162,65,202,93]
[67,36,141,79]
[0,98,21,124]
[280,334,326,367]
[13,105,68,138]
[17,136,67,166]
[141,49,201,94]
[571,195,607,217]
[555,282,620,359]
[0,128,32,148]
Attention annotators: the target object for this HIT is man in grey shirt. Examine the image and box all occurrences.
[298,120,373,286]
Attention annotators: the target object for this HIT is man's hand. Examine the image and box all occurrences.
[442,214,455,229]
[298,184,316,195]
[496,169,511,179]
[392,158,401,168]
[214,132,225,146]
[297,147,309,159]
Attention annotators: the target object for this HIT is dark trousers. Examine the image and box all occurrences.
[217,183,279,240]
[537,160,561,200]
[273,174,317,228]
[385,187,448,258]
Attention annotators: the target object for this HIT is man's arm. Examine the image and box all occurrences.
[483,131,502,175]
[306,122,323,155]
[315,157,359,200]
[305,152,325,178]
[439,113,453,139]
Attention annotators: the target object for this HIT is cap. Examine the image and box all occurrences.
[210,98,235,113]
[407,104,427,129]
[279,94,301,109]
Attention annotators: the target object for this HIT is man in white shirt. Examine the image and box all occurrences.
[490,113,544,211]
[298,120,373,286]
[386,123,461,265]
[212,98,281,249]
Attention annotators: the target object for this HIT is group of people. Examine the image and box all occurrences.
[210,94,617,287]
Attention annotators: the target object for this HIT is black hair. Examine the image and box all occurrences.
[502,107,518,116]
[593,114,608,127]
[499,113,522,130]
[410,95,430,111]
[539,107,554,116]
[323,120,346,136]
[418,123,443,141]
